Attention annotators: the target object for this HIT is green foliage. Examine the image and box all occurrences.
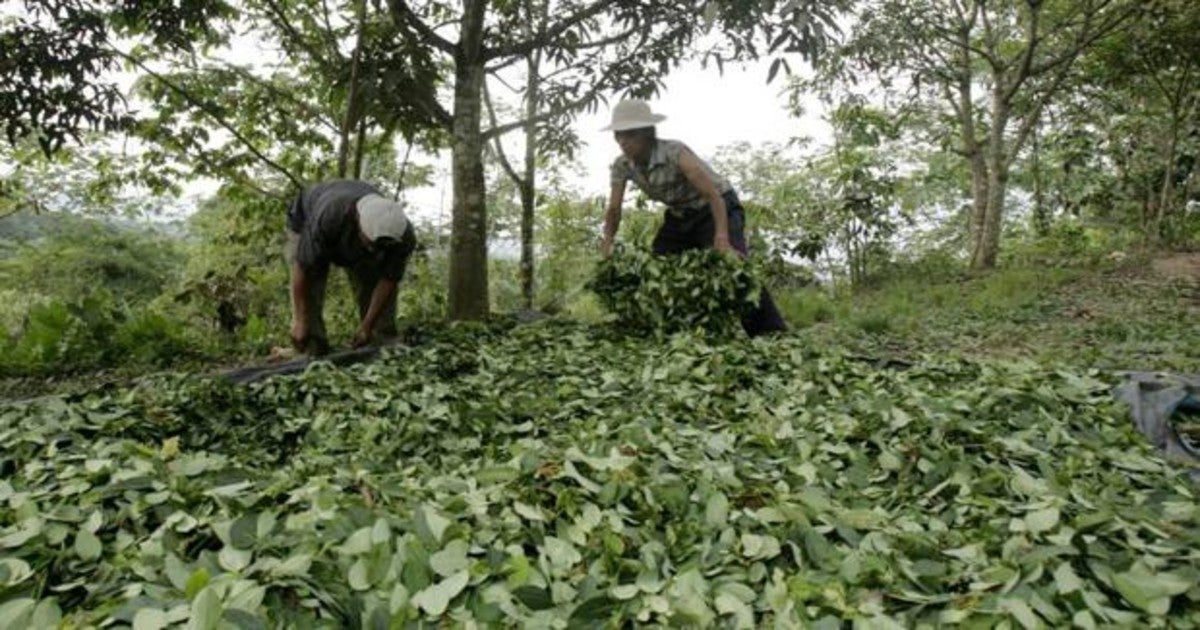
[2,297,116,372]
[0,214,198,375]
[774,288,838,328]
[713,100,907,288]
[0,322,1197,626]
[588,247,761,337]
[112,309,194,367]
[535,194,601,312]
[1074,0,1200,245]
[0,139,186,218]
[775,247,1200,375]
[176,188,291,343]
[850,309,893,335]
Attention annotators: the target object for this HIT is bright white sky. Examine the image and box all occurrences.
[403,56,830,224]
[572,58,825,194]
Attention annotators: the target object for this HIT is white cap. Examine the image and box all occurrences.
[601,99,667,131]
[356,193,409,241]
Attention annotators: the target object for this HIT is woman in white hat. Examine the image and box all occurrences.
[600,99,787,336]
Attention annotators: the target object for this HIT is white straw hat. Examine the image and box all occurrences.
[356,193,409,242]
[601,99,667,131]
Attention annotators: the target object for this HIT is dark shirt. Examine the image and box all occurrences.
[287,181,415,282]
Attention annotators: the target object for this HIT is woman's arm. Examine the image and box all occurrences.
[678,148,733,253]
[601,179,627,258]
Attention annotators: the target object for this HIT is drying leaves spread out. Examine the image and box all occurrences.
[0,318,1197,628]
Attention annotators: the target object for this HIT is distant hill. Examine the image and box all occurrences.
[0,212,187,258]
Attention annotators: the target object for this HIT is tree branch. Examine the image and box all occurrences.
[1028,0,1134,76]
[1000,1,1041,105]
[217,62,341,133]
[111,46,302,189]
[1168,56,1195,111]
[977,0,1020,75]
[385,0,455,54]
[319,0,342,55]
[482,66,618,141]
[484,0,617,60]
[257,0,335,66]
[548,24,641,53]
[483,81,525,188]
[925,21,996,67]
[196,149,284,199]
[1008,66,1074,168]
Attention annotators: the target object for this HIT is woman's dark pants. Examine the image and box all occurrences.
[651,191,788,337]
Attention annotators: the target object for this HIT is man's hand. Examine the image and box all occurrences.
[351,327,373,348]
[290,320,308,350]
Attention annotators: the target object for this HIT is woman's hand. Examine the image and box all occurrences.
[713,233,735,255]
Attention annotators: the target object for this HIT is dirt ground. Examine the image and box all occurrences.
[1151,252,1200,283]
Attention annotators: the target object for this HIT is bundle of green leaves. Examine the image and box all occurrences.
[0,321,1197,627]
[588,246,762,336]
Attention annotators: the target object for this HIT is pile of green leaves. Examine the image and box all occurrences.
[0,321,1197,627]
[588,247,761,336]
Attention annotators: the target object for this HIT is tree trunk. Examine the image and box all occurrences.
[519,54,541,311]
[972,86,1011,270]
[337,0,368,178]
[1032,122,1048,236]
[975,163,1008,269]
[353,113,368,179]
[953,41,991,270]
[1155,111,1180,243]
[966,153,990,267]
[447,0,489,321]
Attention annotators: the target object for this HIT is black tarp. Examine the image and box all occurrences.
[1114,372,1200,481]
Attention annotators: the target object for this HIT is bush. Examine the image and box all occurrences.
[852,309,894,334]
[0,293,206,377]
[0,216,184,305]
[400,249,447,322]
[112,309,195,366]
[876,248,967,285]
[1002,219,1138,268]
[0,294,119,375]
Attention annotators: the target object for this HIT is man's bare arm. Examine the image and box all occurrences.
[354,278,398,346]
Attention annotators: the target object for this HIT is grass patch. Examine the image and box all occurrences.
[777,261,1198,371]
[775,287,842,327]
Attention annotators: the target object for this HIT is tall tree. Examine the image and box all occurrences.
[483,0,589,311]
[824,0,1135,268]
[388,0,845,320]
